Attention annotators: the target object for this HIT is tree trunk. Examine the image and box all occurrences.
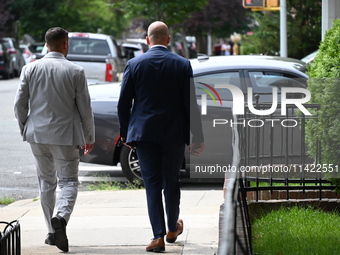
[195,33,208,55]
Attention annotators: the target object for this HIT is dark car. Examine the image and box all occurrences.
[0,41,14,79]
[81,55,309,182]
[0,37,26,77]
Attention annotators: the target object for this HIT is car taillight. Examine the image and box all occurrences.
[24,48,31,57]
[7,48,16,54]
[105,63,113,81]
[71,33,89,38]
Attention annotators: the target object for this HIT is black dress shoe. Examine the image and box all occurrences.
[45,233,56,245]
[51,215,69,252]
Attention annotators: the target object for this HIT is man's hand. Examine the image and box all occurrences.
[82,144,94,155]
[189,143,205,157]
[120,137,136,150]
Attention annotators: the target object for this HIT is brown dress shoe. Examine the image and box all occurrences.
[146,237,165,252]
[166,219,183,243]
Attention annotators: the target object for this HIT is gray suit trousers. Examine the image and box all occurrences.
[29,143,80,233]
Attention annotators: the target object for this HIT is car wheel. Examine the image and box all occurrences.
[120,145,143,183]
[2,71,10,79]
[14,68,20,77]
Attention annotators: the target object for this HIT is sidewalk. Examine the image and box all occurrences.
[0,189,222,255]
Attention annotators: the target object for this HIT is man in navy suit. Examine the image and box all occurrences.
[117,21,204,252]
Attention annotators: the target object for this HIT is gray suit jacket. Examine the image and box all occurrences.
[14,52,95,146]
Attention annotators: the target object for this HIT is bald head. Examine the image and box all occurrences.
[146,21,170,47]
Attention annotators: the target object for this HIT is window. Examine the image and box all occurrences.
[248,71,307,102]
[194,72,241,101]
[69,38,110,55]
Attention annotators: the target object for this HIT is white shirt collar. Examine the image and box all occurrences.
[150,45,168,49]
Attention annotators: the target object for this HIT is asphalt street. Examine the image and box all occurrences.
[0,78,129,201]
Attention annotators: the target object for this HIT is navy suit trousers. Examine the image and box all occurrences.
[136,142,185,239]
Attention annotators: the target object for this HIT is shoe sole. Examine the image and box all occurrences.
[166,231,183,243]
[44,239,56,246]
[51,217,69,252]
[146,246,165,252]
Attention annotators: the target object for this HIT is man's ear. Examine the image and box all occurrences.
[146,36,151,45]
[167,35,170,45]
[63,40,68,49]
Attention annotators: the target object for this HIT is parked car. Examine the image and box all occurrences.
[301,50,318,64]
[0,37,25,77]
[0,41,14,79]
[28,42,45,53]
[80,55,309,182]
[37,32,127,82]
[121,39,148,60]
[19,44,34,64]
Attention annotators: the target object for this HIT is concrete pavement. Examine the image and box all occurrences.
[0,188,223,254]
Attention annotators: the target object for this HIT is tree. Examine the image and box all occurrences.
[109,0,208,57]
[11,0,129,41]
[0,0,15,37]
[241,0,321,59]
[176,0,252,54]
[110,0,208,27]
[306,19,340,177]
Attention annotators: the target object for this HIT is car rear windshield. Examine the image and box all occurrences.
[69,38,110,56]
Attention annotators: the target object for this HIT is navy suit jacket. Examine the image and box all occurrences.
[117,46,203,145]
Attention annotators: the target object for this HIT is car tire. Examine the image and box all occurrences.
[120,145,143,183]
[14,68,20,77]
[2,71,10,79]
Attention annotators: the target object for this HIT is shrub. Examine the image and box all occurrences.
[306,19,340,188]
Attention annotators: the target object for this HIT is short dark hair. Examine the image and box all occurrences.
[45,27,68,48]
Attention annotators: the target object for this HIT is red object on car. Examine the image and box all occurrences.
[105,63,113,81]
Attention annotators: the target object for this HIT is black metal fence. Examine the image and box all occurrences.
[240,103,335,200]
[0,220,21,255]
[218,103,336,255]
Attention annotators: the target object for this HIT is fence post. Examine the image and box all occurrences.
[0,220,21,255]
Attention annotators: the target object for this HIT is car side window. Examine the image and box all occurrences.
[69,39,110,55]
[194,72,240,101]
[248,71,307,102]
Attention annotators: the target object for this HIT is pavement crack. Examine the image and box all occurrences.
[195,191,206,206]
[17,209,30,220]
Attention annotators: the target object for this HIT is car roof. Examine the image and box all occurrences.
[190,55,308,78]
[68,32,110,40]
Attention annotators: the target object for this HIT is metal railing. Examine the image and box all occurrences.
[0,220,21,255]
[219,114,253,255]
[218,103,335,255]
[240,103,335,200]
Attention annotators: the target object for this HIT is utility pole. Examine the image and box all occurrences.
[280,0,287,57]
[322,0,340,40]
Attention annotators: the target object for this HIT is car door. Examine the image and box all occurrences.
[188,70,246,179]
[244,70,308,166]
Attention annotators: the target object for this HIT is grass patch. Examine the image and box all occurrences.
[0,196,16,205]
[252,206,340,255]
[86,178,143,191]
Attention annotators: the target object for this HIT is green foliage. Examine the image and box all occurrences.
[241,0,321,59]
[110,0,208,27]
[179,0,252,38]
[306,19,340,189]
[11,0,129,41]
[241,11,280,56]
[252,206,340,255]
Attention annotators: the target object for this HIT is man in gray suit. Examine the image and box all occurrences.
[14,27,95,252]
